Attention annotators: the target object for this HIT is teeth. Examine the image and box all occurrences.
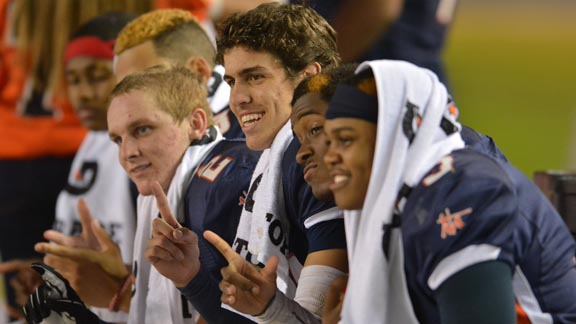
[333,175,347,184]
[241,113,263,127]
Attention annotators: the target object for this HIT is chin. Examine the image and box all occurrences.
[246,134,273,151]
[334,192,363,210]
[135,182,154,196]
[312,186,334,203]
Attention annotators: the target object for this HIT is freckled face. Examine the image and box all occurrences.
[107,90,192,195]
[224,47,298,150]
[291,93,333,202]
[324,118,377,210]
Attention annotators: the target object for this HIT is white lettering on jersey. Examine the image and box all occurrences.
[422,156,454,186]
[197,155,233,182]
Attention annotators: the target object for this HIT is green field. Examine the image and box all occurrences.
[444,1,576,177]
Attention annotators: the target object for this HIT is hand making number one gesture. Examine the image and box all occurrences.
[203,230,279,316]
[144,182,201,288]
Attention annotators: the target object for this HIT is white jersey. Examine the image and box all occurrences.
[54,131,135,263]
[54,131,136,323]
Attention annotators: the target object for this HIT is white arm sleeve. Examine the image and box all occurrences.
[256,265,346,324]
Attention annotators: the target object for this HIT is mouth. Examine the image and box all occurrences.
[129,163,152,177]
[240,113,264,129]
[303,163,317,182]
[329,172,350,191]
[76,108,97,120]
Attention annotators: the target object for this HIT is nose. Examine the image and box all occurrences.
[296,141,313,166]
[323,144,340,170]
[119,137,140,163]
[77,79,96,101]
[229,82,251,112]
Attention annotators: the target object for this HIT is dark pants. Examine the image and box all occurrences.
[0,157,73,316]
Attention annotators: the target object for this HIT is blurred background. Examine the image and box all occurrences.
[445,0,576,177]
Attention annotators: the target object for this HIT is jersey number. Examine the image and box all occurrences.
[197,155,233,182]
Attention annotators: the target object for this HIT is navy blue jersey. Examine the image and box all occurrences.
[282,139,346,265]
[460,125,508,163]
[180,139,260,324]
[212,108,243,140]
[401,149,576,323]
[185,139,261,281]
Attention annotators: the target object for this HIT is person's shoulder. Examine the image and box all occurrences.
[445,149,510,185]
[193,139,259,189]
[210,139,261,165]
[404,149,516,233]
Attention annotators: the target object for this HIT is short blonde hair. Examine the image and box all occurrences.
[115,9,215,66]
[110,65,214,127]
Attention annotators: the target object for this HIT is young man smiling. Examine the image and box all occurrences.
[197,3,348,323]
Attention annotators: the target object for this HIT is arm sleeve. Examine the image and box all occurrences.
[435,261,516,324]
[179,269,255,324]
[403,154,519,293]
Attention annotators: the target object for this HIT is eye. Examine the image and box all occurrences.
[136,126,151,136]
[337,135,353,147]
[247,74,264,83]
[310,125,323,137]
[88,73,112,85]
[66,76,80,86]
[110,136,122,145]
[224,77,235,87]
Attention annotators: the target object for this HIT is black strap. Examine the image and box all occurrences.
[382,183,413,259]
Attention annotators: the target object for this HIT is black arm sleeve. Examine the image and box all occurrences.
[435,261,516,324]
[178,269,255,324]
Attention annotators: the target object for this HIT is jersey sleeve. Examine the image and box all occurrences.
[401,152,518,293]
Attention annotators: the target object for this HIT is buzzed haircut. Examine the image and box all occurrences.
[216,3,340,79]
[115,9,216,66]
[110,65,214,127]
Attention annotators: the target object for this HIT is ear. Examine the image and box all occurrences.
[185,56,212,85]
[301,61,322,79]
[187,108,208,141]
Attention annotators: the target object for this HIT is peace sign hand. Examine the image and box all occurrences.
[145,182,201,288]
[204,230,279,316]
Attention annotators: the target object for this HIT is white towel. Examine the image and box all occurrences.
[129,130,223,324]
[233,121,295,296]
[340,60,465,324]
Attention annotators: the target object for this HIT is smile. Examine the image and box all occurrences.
[241,113,264,127]
[330,174,350,191]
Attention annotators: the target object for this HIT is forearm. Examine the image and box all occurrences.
[256,265,346,324]
[255,290,320,324]
[179,268,256,324]
[435,261,515,324]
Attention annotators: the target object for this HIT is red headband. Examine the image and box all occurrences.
[64,36,115,64]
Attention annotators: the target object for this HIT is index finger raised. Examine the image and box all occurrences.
[152,182,181,229]
[203,230,238,263]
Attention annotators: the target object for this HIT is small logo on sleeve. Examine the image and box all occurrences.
[436,207,472,239]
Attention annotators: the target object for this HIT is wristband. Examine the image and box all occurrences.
[108,274,133,312]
